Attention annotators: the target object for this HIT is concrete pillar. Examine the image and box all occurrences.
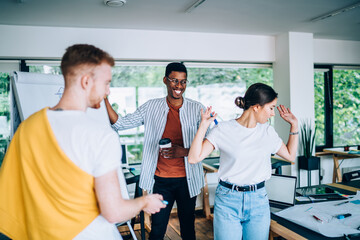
[273,32,314,184]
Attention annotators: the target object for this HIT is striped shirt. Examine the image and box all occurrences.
[112,97,205,198]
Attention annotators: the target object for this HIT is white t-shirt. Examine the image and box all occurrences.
[47,110,122,240]
[206,120,282,186]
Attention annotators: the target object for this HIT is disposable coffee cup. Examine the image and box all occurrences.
[159,138,172,148]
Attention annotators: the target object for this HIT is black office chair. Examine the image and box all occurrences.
[342,170,360,182]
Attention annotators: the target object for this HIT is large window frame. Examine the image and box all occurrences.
[315,64,360,151]
[8,60,274,165]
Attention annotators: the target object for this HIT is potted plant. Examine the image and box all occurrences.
[298,119,320,173]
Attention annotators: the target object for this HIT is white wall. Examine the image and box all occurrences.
[314,39,360,65]
[0,25,275,62]
[2,24,360,65]
[0,60,19,72]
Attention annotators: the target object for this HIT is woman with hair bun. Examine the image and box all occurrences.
[188,83,298,240]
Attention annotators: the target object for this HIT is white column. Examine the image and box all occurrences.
[273,32,314,184]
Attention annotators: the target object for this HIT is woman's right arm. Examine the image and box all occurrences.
[188,107,217,164]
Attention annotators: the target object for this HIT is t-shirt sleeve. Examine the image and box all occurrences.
[205,125,220,150]
[267,125,283,154]
[93,130,121,177]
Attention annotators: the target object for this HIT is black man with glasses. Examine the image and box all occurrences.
[105,62,206,240]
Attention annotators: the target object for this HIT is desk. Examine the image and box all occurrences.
[201,156,293,219]
[269,182,360,240]
[124,170,145,240]
[327,179,360,193]
[323,147,360,183]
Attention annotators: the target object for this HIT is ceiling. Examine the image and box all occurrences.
[1,0,360,41]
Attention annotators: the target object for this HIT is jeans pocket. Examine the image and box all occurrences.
[215,184,231,196]
[257,188,268,199]
[259,191,267,198]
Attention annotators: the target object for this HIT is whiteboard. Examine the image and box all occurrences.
[11,71,110,133]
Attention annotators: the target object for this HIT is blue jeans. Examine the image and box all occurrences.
[213,183,270,240]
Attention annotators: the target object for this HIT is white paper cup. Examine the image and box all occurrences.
[159,138,172,148]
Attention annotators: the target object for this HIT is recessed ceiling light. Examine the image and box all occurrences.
[104,0,126,7]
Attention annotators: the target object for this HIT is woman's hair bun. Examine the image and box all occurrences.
[235,96,245,109]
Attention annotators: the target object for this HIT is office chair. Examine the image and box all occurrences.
[342,170,360,182]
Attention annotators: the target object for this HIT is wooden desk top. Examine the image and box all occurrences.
[323,147,360,156]
[327,182,360,193]
[202,162,218,172]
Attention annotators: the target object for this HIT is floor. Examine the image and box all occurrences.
[118,211,214,240]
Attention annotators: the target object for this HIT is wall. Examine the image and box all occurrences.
[0,25,275,62]
[314,39,360,65]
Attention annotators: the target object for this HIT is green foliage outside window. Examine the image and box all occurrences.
[314,71,325,146]
[111,66,272,88]
[333,69,360,146]
[314,68,360,147]
[189,67,272,87]
[29,66,62,75]
[0,73,10,166]
[112,66,164,87]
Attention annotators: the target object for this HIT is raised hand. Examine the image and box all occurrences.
[277,105,298,126]
[200,106,217,128]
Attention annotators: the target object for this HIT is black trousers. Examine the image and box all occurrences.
[149,176,197,240]
[0,233,11,240]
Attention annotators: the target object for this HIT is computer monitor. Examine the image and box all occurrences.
[121,144,129,168]
[266,174,297,208]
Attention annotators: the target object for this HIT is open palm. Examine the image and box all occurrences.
[277,105,297,125]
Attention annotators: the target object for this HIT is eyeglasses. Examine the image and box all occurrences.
[166,77,189,85]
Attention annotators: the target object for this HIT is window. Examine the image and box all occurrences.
[314,69,326,146]
[333,68,360,146]
[27,61,273,164]
[0,73,10,166]
[110,63,273,163]
[0,60,19,166]
[314,65,360,150]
